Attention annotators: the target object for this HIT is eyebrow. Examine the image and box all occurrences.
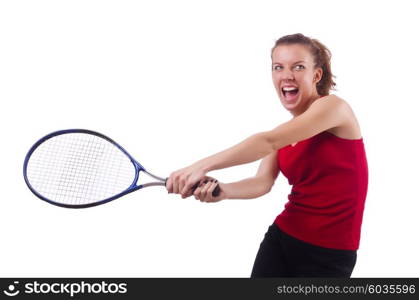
[272,60,307,65]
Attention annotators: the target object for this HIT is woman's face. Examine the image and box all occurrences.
[272,44,323,115]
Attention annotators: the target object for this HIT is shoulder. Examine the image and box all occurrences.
[314,95,362,139]
[311,94,349,112]
[309,94,353,123]
[268,94,355,149]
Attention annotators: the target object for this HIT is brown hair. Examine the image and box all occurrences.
[271,33,336,96]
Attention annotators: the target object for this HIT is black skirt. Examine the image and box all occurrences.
[251,223,357,278]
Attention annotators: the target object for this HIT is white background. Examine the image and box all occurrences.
[1,0,418,277]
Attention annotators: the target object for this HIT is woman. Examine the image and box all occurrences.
[166,33,368,277]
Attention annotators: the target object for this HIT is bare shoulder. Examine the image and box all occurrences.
[311,94,345,108]
[323,94,363,140]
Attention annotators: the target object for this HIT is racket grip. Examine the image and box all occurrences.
[212,184,221,197]
[191,179,221,197]
[166,178,221,197]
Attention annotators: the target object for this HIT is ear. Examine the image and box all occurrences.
[314,67,323,84]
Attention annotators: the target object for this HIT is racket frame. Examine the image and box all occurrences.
[23,129,166,208]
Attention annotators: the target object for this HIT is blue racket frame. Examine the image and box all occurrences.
[23,129,166,209]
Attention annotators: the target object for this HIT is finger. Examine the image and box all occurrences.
[181,188,192,199]
[200,181,212,202]
[182,176,198,198]
[191,180,203,195]
[204,180,219,202]
[207,180,219,201]
[172,176,179,194]
[167,174,181,194]
[178,176,188,195]
[193,184,203,200]
[195,180,206,193]
[182,177,198,196]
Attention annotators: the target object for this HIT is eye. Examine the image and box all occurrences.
[272,65,283,71]
[295,65,305,70]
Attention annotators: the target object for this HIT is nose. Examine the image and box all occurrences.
[281,68,295,80]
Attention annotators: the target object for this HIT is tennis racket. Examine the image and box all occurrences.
[23,129,220,208]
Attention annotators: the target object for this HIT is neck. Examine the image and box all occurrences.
[291,92,322,118]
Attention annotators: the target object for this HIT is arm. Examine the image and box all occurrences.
[193,151,280,202]
[167,94,348,196]
[222,151,280,199]
[198,95,347,172]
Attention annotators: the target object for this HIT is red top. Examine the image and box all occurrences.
[274,130,368,250]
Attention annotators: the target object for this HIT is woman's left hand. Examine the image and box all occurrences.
[193,177,226,203]
[166,164,207,198]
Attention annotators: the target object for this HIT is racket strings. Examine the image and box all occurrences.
[26,133,136,205]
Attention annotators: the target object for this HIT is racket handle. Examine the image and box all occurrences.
[191,179,221,197]
[166,178,221,197]
[212,184,221,197]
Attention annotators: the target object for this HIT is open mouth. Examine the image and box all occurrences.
[281,87,299,101]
